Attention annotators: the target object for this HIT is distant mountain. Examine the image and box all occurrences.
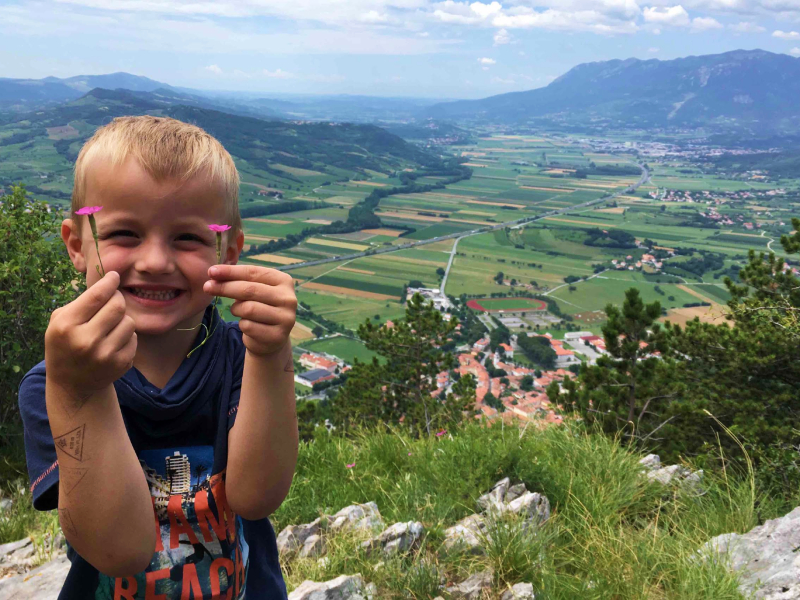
[0,88,435,204]
[0,72,174,111]
[427,49,800,133]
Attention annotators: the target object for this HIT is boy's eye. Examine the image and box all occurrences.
[177,234,205,242]
[107,230,137,238]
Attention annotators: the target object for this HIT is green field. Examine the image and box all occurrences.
[298,336,379,365]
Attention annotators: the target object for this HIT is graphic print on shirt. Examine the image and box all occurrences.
[95,446,248,600]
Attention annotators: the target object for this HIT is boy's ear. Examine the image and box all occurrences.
[225,230,245,265]
[61,219,88,274]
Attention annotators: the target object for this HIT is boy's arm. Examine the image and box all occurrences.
[45,271,155,576]
[226,342,298,520]
[204,264,298,520]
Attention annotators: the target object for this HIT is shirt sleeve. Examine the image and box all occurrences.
[226,322,247,431]
[18,361,60,511]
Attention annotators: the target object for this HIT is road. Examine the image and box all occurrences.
[277,163,650,275]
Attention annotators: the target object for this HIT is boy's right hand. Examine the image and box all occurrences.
[45,271,137,403]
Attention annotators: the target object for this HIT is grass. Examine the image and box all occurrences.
[273,421,769,598]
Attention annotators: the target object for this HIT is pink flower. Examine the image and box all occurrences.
[345,462,356,469]
[436,429,446,437]
[208,224,231,232]
[408,452,412,456]
[75,206,103,215]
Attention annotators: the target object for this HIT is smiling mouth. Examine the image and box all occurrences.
[125,287,183,301]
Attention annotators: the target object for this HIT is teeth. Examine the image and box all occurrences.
[130,288,179,301]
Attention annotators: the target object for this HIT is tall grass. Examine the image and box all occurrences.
[275,421,761,599]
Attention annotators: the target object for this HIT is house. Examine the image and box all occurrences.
[299,352,338,372]
[295,368,336,387]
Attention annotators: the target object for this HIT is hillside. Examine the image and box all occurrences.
[427,49,800,133]
[0,88,435,205]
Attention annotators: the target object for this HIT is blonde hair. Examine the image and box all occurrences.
[72,115,241,234]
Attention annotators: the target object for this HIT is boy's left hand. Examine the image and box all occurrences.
[204,265,297,357]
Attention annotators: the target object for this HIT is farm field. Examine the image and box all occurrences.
[298,336,379,365]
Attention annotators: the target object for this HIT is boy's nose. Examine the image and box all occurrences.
[134,239,176,275]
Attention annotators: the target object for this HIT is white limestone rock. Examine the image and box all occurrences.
[288,574,374,600]
[444,569,494,599]
[278,518,322,555]
[443,513,486,554]
[702,506,800,599]
[328,502,383,534]
[360,521,424,557]
[500,582,536,599]
[299,534,327,559]
[639,454,661,471]
[477,477,510,511]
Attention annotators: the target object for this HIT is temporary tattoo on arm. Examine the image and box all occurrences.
[54,424,85,462]
[59,508,78,538]
[60,467,89,496]
[283,357,294,373]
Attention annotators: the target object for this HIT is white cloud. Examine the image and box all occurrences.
[642,5,691,26]
[648,46,660,52]
[359,10,389,23]
[205,64,222,74]
[729,21,765,32]
[790,47,800,56]
[263,68,295,78]
[491,75,515,83]
[652,27,661,33]
[493,27,511,44]
[773,29,800,39]
[479,56,496,64]
[482,66,490,70]
[433,1,502,24]
[691,16,723,29]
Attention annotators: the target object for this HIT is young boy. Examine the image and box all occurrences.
[18,115,298,598]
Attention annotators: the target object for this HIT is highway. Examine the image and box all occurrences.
[277,163,650,275]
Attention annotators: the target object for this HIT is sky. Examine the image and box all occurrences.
[2,0,800,99]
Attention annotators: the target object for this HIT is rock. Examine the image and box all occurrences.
[503,492,551,527]
[288,573,374,600]
[443,513,486,554]
[360,521,424,557]
[0,499,12,512]
[0,538,34,563]
[702,505,800,599]
[647,464,691,485]
[639,454,661,471]
[299,534,327,559]
[278,518,322,555]
[328,502,383,534]
[444,569,494,599]
[0,554,70,599]
[506,483,527,503]
[477,478,510,511]
[501,582,536,600]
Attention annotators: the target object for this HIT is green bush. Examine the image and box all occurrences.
[0,185,79,469]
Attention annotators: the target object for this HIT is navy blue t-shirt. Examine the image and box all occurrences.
[18,304,288,599]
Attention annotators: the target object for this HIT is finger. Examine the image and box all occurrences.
[103,315,137,353]
[84,289,128,340]
[238,319,290,346]
[230,300,284,324]
[204,280,287,305]
[69,271,121,325]
[208,264,289,286]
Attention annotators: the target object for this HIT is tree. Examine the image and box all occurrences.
[436,267,445,277]
[516,335,556,370]
[520,375,534,391]
[569,288,674,440]
[1,185,78,426]
[494,271,505,285]
[312,325,325,337]
[333,293,475,436]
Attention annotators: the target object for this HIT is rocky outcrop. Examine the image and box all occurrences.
[0,554,70,599]
[360,521,424,557]
[702,506,800,599]
[638,454,704,490]
[278,502,385,559]
[444,568,494,599]
[288,573,376,600]
[444,479,550,554]
[500,582,536,599]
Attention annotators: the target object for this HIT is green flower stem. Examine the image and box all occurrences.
[88,214,106,277]
[183,231,223,358]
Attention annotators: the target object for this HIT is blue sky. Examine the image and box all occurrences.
[2,0,800,99]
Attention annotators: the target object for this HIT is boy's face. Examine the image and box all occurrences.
[63,157,244,336]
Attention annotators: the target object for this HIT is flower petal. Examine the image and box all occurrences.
[208,224,232,232]
[75,206,103,215]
